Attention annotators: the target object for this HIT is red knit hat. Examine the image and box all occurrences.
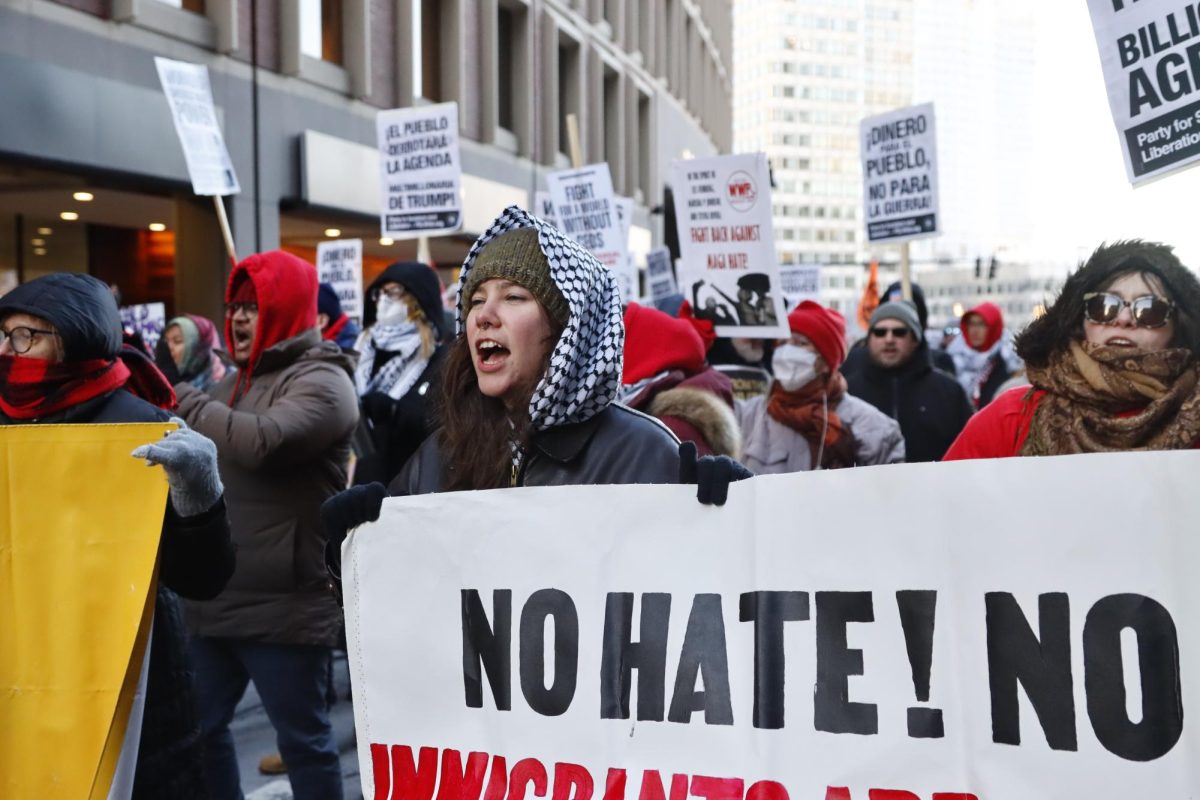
[622,302,707,384]
[786,300,847,372]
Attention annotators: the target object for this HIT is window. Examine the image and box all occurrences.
[300,0,342,64]
[558,39,581,158]
[497,6,515,132]
[603,67,621,179]
[413,0,443,100]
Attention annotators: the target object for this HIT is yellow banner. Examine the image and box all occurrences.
[0,423,173,799]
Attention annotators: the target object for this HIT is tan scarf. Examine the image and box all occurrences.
[767,371,858,469]
[1022,340,1200,455]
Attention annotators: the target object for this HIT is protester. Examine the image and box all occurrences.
[157,313,230,391]
[946,241,1200,459]
[322,207,752,585]
[173,250,358,800]
[0,273,235,799]
[621,301,741,458]
[947,301,1022,408]
[352,261,448,485]
[842,281,956,376]
[317,283,361,351]
[736,300,904,473]
[845,301,972,462]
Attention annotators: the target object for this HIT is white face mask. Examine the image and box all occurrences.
[375,294,407,325]
[772,344,820,392]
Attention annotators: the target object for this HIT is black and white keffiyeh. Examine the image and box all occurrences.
[457,205,624,431]
[354,322,428,399]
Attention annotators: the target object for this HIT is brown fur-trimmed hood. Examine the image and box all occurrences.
[648,386,742,459]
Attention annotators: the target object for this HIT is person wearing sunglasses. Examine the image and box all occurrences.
[0,272,234,798]
[736,300,904,473]
[945,240,1200,460]
[845,301,972,462]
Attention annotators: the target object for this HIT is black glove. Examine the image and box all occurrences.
[361,391,396,425]
[678,441,753,506]
[321,482,387,604]
[153,337,183,386]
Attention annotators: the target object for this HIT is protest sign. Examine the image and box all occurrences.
[317,238,365,320]
[779,264,822,308]
[154,57,240,197]
[377,102,463,238]
[713,363,773,399]
[120,302,167,352]
[860,103,939,243]
[1087,0,1200,184]
[1,424,172,799]
[670,153,787,338]
[345,450,1199,800]
[614,196,638,303]
[546,164,634,303]
[646,247,678,304]
[534,190,558,225]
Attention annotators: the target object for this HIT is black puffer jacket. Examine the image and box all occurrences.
[389,403,679,494]
[0,274,235,800]
[845,343,973,463]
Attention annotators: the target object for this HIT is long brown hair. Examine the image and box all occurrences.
[437,323,564,491]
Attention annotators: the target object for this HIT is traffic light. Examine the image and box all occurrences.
[988,256,998,280]
[974,257,982,279]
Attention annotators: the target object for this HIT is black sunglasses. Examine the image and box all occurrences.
[1083,292,1174,328]
[870,326,911,339]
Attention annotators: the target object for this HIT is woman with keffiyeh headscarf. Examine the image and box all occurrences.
[946,240,1200,460]
[157,313,230,392]
[320,206,754,585]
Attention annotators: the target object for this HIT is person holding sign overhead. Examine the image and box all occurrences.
[322,206,753,591]
[946,240,1200,460]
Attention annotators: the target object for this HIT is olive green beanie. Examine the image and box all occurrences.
[462,228,570,327]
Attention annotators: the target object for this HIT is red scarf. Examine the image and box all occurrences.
[323,314,350,343]
[0,346,176,420]
[766,372,857,469]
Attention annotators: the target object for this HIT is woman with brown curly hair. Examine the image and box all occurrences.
[945,240,1200,459]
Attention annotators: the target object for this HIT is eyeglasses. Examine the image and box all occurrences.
[1083,292,1174,328]
[870,326,911,339]
[370,285,406,303]
[0,325,57,355]
[225,302,258,318]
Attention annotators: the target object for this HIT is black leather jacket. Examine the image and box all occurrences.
[388,403,681,495]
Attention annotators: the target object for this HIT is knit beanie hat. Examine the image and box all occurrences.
[869,300,923,344]
[622,301,706,384]
[461,228,570,327]
[787,300,847,372]
[317,282,343,320]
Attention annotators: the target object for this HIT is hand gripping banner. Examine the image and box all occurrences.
[344,451,1199,800]
[0,424,172,799]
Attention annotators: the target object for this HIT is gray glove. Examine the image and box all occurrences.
[131,419,224,517]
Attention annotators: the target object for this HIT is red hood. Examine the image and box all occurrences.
[226,250,318,389]
[961,301,1004,352]
[623,302,707,384]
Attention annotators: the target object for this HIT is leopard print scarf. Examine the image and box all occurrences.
[1022,340,1200,455]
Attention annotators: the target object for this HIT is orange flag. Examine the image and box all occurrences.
[856,258,880,331]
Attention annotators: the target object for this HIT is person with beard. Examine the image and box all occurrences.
[157,313,231,391]
[736,300,904,473]
[0,273,234,799]
[946,240,1200,460]
[946,301,1023,409]
[173,251,358,800]
[352,261,447,485]
[320,207,753,590]
[846,301,972,462]
[842,281,957,376]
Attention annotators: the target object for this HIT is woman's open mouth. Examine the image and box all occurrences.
[1105,336,1136,347]
[476,339,510,371]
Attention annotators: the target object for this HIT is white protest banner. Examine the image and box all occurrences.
[1087,0,1200,184]
[345,451,1198,800]
[646,247,678,304]
[546,164,633,302]
[533,191,558,225]
[860,103,939,243]
[119,302,166,352]
[779,264,822,308]
[317,239,364,320]
[154,58,240,196]
[670,153,787,338]
[377,102,463,238]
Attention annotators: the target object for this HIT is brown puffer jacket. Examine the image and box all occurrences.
[176,328,358,647]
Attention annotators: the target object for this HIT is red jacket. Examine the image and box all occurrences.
[943,387,1042,460]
